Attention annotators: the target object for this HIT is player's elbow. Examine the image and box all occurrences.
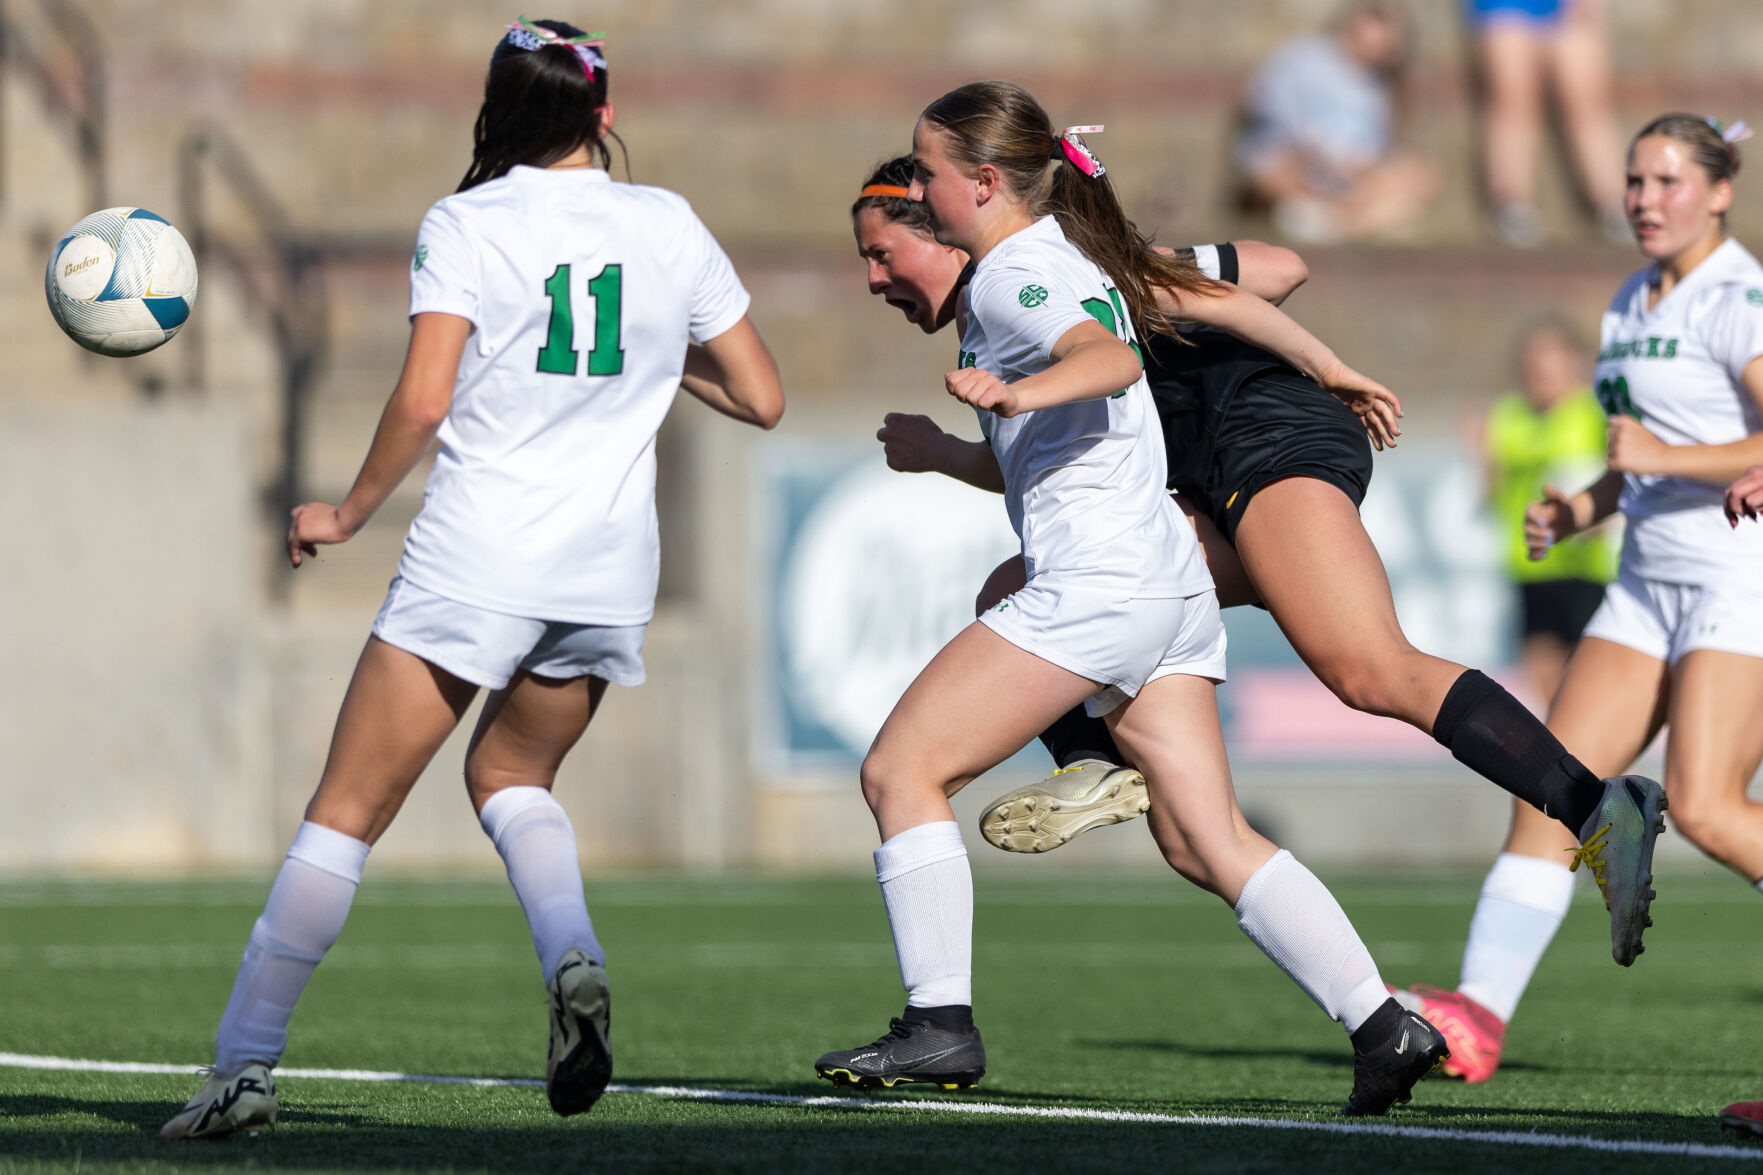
[758,390,786,430]
[404,391,453,431]
[1268,248,1308,299]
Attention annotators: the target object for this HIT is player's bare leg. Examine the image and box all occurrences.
[817,623,1097,1092]
[1240,478,1664,965]
[167,638,477,1139]
[1233,478,1464,730]
[1105,673,1446,1115]
[469,670,614,1116]
[862,621,1098,840]
[1662,650,1763,881]
[977,502,1259,852]
[1399,636,1667,1080]
[305,636,480,843]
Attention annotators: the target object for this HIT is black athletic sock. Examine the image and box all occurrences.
[1038,704,1123,770]
[1349,998,1404,1055]
[902,1003,974,1033]
[1431,670,1602,832]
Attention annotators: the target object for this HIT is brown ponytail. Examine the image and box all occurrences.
[919,80,1218,342]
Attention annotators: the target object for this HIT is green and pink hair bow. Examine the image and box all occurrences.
[504,16,607,81]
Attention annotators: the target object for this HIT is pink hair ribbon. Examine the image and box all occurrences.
[505,16,607,82]
[1056,125,1106,179]
[1721,119,1754,145]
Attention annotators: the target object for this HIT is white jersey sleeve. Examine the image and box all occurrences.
[685,208,750,343]
[408,203,481,326]
[1699,280,1763,383]
[965,261,1094,379]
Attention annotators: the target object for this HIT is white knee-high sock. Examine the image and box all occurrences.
[875,821,972,1008]
[479,786,601,980]
[1457,852,1574,1022]
[214,822,370,1074]
[1234,849,1389,1034]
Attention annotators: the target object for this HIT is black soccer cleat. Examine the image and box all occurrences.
[1343,1004,1449,1117]
[814,1007,985,1092]
[1570,774,1668,967]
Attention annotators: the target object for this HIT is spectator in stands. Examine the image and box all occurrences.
[1480,318,1618,714]
[1470,0,1627,246]
[1234,1,1439,243]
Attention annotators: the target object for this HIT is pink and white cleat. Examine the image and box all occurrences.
[1720,1101,1763,1139]
[1388,985,1506,1083]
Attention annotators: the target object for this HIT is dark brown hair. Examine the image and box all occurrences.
[1631,113,1742,184]
[852,156,931,235]
[919,80,1218,342]
[458,19,628,192]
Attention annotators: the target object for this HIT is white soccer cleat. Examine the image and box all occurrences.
[160,1062,277,1139]
[979,759,1150,853]
[546,947,612,1116]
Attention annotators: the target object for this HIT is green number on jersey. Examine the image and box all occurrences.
[536,263,626,377]
[537,264,579,374]
[586,264,625,375]
[1596,375,1638,419]
[1079,288,1145,367]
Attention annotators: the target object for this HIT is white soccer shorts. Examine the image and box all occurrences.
[977,580,1228,718]
[371,576,647,690]
[1581,567,1763,666]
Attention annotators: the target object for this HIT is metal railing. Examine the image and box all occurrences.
[178,126,330,588]
[0,0,104,214]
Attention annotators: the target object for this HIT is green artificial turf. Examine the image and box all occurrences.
[1,870,1760,1173]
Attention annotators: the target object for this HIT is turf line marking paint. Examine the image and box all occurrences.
[2,1051,1758,1161]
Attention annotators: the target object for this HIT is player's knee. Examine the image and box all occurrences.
[858,751,906,813]
[1667,791,1733,859]
[1316,661,1396,716]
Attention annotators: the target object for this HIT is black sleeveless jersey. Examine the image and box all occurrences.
[1142,328,1290,492]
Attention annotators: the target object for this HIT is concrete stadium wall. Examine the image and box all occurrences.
[3,3,1761,874]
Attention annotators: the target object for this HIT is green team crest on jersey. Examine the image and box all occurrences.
[1018,284,1048,308]
[1747,288,1763,307]
[412,244,428,273]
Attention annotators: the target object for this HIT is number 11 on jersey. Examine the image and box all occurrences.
[537,263,625,377]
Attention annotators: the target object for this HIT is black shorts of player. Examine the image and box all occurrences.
[1171,367,1374,544]
[1518,578,1606,644]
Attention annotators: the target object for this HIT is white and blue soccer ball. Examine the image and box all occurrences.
[45,206,198,357]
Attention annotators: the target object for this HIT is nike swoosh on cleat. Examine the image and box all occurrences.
[1395,1028,1409,1056]
[879,1041,971,1069]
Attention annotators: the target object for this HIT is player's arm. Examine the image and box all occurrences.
[948,320,1140,418]
[1152,281,1401,449]
[1524,469,1624,560]
[1228,241,1308,305]
[876,412,1004,492]
[682,315,785,429]
[1155,242,1308,305]
[288,311,468,568]
[1606,356,1763,484]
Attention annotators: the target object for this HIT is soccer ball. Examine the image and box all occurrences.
[45,206,198,357]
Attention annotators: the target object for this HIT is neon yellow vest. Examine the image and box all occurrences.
[1486,389,1619,584]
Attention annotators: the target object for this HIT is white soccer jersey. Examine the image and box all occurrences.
[960,215,1210,598]
[1596,237,1763,584]
[399,165,750,623]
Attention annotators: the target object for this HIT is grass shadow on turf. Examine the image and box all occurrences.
[0,1092,375,1133]
[0,1110,1741,1174]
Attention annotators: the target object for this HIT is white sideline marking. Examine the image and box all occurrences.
[2,1052,1760,1160]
